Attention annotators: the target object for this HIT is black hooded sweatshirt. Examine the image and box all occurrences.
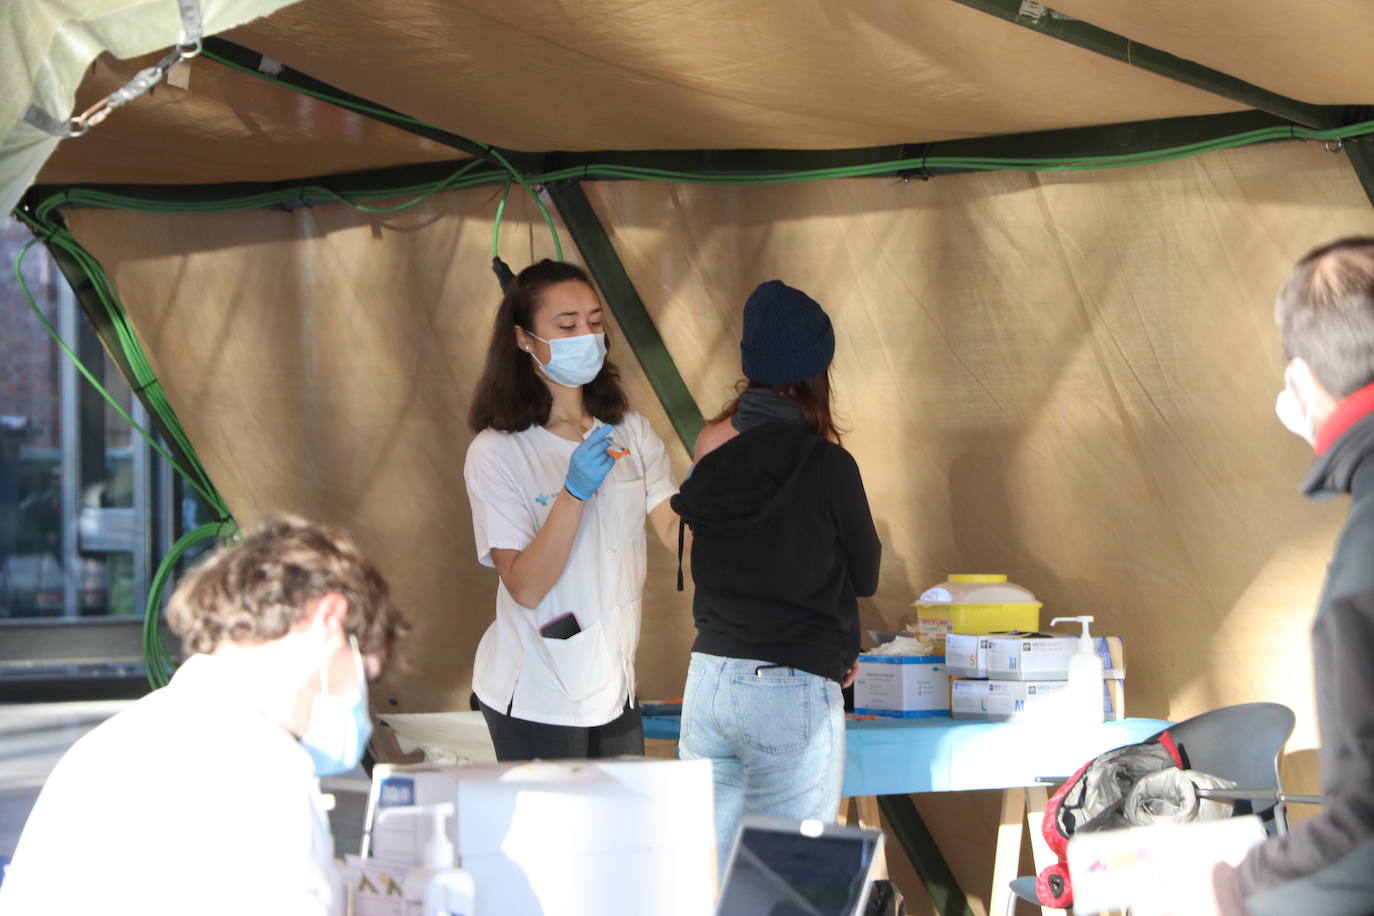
[670,421,881,682]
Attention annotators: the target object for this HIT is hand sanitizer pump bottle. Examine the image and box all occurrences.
[374,802,475,916]
[1050,616,1104,726]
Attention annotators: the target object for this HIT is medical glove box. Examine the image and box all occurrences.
[854,655,949,717]
[951,678,1126,721]
[363,758,715,916]
[986,634,1126,681]
[945,632,1037,678]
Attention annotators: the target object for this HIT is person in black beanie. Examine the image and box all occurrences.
[672,279,881,868]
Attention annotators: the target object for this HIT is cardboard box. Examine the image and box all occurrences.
[344,855,406,916]
[986,635,1126,681]
[362,758,715,916]
[854,655,948,718]
[944,633,990,678]
[951,677,1126,721]
[987,680,1067,721]
[950,678,993,720]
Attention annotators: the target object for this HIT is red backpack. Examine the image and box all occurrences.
[1035,730,1185,907]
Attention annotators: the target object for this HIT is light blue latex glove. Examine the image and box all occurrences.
[564,425,616,501]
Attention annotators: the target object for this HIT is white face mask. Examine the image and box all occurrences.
[300,634,372,777]
[1275,380,1316,446]
[526,331,607,388]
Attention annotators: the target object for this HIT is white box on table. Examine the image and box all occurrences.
[854,655,948,717]
[987,680,1067,721]
[986,635,1126,681]
[362,758,715,916]
[950,678,993,720]
[945,633,991,678]
[952,678,1125,722]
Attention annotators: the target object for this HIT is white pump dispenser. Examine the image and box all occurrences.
[374,802,475,916]
[1050,616,1104,725]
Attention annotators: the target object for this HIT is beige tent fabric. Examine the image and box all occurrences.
[1051,0,1374,106]
[64,139,1373,912]
[36,53,457,186]
[65,189,696,717]
[1,0,300,215]
[225,0,1238,153]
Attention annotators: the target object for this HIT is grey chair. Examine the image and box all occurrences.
[1006,702,1300,915]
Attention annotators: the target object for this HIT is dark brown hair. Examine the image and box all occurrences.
[713,371,842,443]
[467,260,629,432]
[1276,237,1374,398]
[167,515,409,657]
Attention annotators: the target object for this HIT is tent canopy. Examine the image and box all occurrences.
[11,5,1374,911]
[32,0,1374,187]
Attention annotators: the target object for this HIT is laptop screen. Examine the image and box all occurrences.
[714,817,882,916]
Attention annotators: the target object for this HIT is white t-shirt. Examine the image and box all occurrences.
[0,654,339,916]
[464,410,676,727]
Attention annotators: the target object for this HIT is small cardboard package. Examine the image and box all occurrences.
[986,634,1126,681]
[952,678,1126,721]
[854,655,949,718]
[950,678,993,720]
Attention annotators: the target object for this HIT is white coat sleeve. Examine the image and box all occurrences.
[464,434,538,567]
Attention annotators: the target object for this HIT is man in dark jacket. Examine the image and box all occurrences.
[1203,238,1374,914]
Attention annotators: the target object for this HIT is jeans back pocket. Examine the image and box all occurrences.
[729,673,812,753]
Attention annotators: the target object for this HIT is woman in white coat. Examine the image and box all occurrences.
[464,259,680,760]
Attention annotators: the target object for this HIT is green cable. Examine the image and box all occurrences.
[143,521,235,688]
[492,180,512,259]
[15,214,233,685]
[201,49,564,259]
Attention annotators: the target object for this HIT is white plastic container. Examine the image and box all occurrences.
[374,803,476,916]
[1050,615,1105,726]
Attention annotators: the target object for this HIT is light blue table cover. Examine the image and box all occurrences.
[642,715,1171,797]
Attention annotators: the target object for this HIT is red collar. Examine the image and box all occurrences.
[1316,380,1374,455]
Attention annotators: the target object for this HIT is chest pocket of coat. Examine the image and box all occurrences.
[599,475,647,551]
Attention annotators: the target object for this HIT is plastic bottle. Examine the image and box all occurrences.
[373,802,476,916]
[1050,616,1104,726]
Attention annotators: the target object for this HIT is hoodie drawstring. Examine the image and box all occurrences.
[676,516,686,591]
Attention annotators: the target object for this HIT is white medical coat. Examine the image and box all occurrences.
[0,654,339,916]
[464,410,675,726]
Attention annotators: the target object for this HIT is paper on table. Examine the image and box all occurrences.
[378,711,497,764]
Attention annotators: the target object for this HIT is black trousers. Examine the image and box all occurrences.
[478,697,644,761]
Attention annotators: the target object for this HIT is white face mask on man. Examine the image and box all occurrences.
[1275,365,1317,446]
[299,633,372,776]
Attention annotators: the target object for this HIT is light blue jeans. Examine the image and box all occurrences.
[678,651,846,869]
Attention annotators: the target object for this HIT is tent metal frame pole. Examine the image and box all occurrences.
[1347,141,1374,209]
[545,181,704,452]
[25,110,1325,212]
[201,37,543,170]
[945,0,1346,130]
[878,794,973,916]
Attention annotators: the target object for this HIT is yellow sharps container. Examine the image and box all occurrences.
[912,573,1042,635]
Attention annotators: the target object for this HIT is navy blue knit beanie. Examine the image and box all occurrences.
[740,280,835,385]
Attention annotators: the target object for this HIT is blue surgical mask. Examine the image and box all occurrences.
[527,331,607,387]
[301,634,373,777]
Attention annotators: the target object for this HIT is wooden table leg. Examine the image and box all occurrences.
[1024,786,1067,916]
[853,795,890,880]
[991,787,1025,916]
